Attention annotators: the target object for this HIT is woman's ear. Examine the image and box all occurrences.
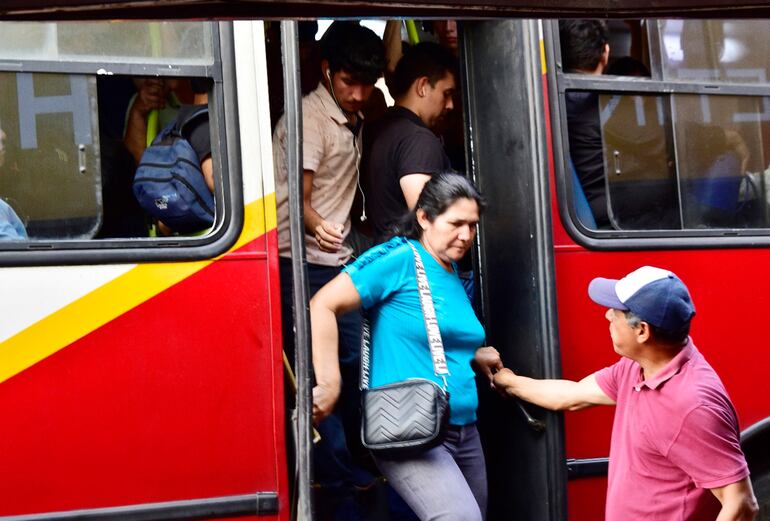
[416,208,430,230]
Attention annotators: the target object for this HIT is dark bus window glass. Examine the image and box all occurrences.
[569,90,770,231]
[673,94,769,228]
[605,20,652,78]
[0,72,101,240]
[559,18,770,235]
[599,93,679,230]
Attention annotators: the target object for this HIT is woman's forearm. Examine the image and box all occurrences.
[310,301,341,392]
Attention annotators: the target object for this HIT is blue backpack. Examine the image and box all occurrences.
[133,107,214,234]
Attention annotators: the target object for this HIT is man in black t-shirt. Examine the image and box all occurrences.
[362,42,457,243]
[560,20,611,228]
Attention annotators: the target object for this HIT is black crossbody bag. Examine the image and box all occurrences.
[360,242,450,456]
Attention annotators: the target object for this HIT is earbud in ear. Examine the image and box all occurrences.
[326,69,331,81]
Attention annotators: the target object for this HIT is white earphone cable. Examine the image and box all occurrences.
[326,68,367,222]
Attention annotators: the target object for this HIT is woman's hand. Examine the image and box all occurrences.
[312,382,340,425]
[473,346,504,386]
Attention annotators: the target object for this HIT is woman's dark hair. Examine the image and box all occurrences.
[391,172,486,240]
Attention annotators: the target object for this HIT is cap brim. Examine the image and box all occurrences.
[588,277,627,310]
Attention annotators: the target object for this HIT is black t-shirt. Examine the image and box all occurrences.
[362,106,452,242]
[565,91,609,227]
[177,104,211,162]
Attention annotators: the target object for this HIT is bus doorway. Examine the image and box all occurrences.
[463,19,566,521]
[269,18,568,521]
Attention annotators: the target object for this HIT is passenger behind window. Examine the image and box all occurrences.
[0,116,28,241]
[681,123,756,228]
[97,76,190,238]
[560,20,611,229]
[134,78,213,237]
[124,77,187,165]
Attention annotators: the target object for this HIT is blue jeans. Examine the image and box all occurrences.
[373,424,487,521]
[279,259,371,518]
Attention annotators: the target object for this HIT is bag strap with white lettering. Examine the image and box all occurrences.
[360,240,449,390]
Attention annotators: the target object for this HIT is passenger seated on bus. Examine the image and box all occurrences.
[682,123,754,228]
[272,21,386,520]
[362,42,458,243]
[560,19,611,228]
[0,118,27,241]
[0,198,25,241]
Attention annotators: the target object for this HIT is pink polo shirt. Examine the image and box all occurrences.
[595,339,749,521]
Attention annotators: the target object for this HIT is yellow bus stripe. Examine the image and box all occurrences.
[0,193,275,385]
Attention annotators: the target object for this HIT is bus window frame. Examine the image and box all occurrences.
[546,19,770,250]
[0,21,243,266]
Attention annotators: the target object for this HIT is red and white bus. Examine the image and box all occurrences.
[0,5,769,521]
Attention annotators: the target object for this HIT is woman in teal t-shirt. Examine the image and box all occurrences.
[311,173,503,521]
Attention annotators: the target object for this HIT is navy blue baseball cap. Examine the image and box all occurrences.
[588,266,696,332]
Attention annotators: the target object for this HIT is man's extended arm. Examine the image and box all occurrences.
[712,477,758,521]
[493,368,615,411]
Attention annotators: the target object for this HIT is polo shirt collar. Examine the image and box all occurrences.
[640,338,695,390]
[311,82,364,127]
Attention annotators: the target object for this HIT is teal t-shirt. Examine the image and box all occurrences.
[344,237,485,425]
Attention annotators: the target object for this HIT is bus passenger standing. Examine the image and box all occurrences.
[494,266,758,521]
[362,42,457,244]
[272,21,386,520]
[311,173,503,521]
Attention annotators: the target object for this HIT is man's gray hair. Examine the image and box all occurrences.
[623,309,690,346]
[623,310,643,329]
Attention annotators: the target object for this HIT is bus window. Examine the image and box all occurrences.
[660,20,770,84]
[0,22,212,65]
[555,19,770,235]
[0,21,231,255]
[0,72,102,240]
[598,93,678,230]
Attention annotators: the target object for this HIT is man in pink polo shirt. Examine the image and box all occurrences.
[493,266,758,520]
